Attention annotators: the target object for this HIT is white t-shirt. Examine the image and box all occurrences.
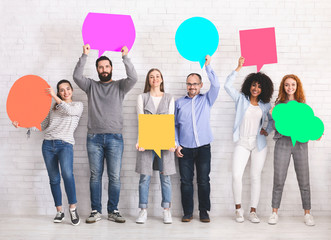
[239,104,262,138]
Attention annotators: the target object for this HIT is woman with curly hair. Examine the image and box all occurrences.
[225,57,274,223]
[268,74,316,226]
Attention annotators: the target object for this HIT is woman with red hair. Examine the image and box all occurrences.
[268,74,315,226]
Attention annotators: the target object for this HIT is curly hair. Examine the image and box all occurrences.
[275,74,306,104]
[240,72,274,103]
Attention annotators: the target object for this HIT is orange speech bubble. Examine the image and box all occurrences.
[6,75,52,131]
[138,114,175,158]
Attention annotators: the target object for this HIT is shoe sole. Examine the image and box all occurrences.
[85,217,101,224]
[200,219,210,223]
[71,219,81,226]
[182,217,193,222]
[108,218,126,223]
[54,217,64,223]
[268,222,277,225]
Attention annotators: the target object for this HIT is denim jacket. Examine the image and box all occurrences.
[224,71,274,151]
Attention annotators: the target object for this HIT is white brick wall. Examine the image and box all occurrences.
[0,0,330,218]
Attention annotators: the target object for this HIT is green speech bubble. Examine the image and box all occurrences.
[272,101,324,146]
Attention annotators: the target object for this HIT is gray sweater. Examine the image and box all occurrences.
[73,54,138,134]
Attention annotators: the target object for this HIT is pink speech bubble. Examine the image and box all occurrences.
[82,13,136,57]
[239,27,277,72]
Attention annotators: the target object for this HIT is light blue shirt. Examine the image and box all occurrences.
[175,65,220,148]
[224,70,274,151]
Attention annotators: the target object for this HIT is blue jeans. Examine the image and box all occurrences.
[42,140,77,207]
[139,152,172,209]
[178,144,211,216]
[87,133,124,213]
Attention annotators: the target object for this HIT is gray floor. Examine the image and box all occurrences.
[1,215,330,240]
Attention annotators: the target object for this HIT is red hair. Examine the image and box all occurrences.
[275,74,306,104]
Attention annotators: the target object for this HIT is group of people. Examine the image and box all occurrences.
[12,45,317,227]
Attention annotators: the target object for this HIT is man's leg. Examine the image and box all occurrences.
[178,147,195,219]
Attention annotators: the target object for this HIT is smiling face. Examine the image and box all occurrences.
[148,70,163,89]
[58,82,73,102]
[186,74,203,98]
[284,77,297,98]
[250,81,262,98]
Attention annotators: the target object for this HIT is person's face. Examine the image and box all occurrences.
[148,70,163,89]
[250,81,262,98]
[58,83,73,102]
[97,60,112,82]
[186,75,203,98]
[284,78,297,97]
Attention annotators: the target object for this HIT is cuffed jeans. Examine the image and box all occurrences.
[87,133,124,213]
[178,144,211,216]
[42,140,77,207]
[138,151,172,209]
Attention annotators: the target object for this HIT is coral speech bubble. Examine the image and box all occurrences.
[138,114,175,158]
[175,17,219,68]
[240,27,277,72]
[82,12,136,57]
[6,75,51,131]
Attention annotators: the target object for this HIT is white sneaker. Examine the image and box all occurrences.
[248,211,260,223]
[304,214,315,226]
[235,208,244,223]
[268,212,278,225]
[136,209,147,224]
[163,209,172,224]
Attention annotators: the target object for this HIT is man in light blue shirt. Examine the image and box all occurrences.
[175,55,220,222]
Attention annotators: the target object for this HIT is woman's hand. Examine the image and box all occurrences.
[12,121,20,128]
[135,143,145,152]
[260,128,268,136]
[46,87,57,99]
[235,56,245,72]
[269,106,274,115]
[169,147,176,152]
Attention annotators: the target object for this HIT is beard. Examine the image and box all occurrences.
[98,72,112,82]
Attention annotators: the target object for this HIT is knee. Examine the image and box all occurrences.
[49,175,61,185]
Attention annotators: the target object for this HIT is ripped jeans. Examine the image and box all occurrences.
[138,151,172,209]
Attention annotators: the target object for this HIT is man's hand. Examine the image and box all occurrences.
[205,55,211,66]
[83,44,90,55]
[12,121,20,128]
[121,46,128,57]
[175,146,184,158]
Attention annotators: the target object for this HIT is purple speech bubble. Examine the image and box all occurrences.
[82,13,136,57]
[239,27,277,72]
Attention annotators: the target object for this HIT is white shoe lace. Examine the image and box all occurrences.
[70,210,77,220]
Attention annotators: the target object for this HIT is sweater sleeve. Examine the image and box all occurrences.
[73,54,92,92]
[119,55,138,94]
[56,101,83,117]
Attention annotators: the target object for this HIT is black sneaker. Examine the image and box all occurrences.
[199,210,210,223]
[54,212,65,223]
[69,208,80,226]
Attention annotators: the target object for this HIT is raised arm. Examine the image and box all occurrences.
[119,46,138,94]
[73,44,92,92]
[205,55,221,106]
[224,57,245,102]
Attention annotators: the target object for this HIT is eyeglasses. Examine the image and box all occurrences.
[186,82,201,86]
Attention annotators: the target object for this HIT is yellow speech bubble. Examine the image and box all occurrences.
[138,114,175,158]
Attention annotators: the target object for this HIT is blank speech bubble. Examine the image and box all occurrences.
[6,75,52,131]
[138,114,175,158]
[175,17,219,68]
[82,12,136,57]
[272,101,324,146]
[240,27,277,72]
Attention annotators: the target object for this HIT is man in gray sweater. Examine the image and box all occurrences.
[73,44,138,223]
